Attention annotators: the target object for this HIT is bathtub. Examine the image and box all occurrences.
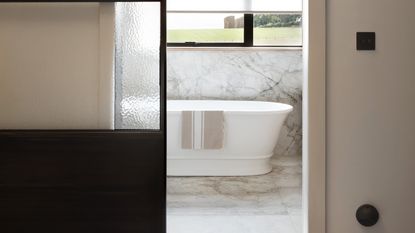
[167,100,293,176]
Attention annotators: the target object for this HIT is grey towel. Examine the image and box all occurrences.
[182,111,224,150]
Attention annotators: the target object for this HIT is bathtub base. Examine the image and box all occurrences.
[167,156,272,176]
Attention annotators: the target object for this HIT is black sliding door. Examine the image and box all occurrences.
[0,1,166,233]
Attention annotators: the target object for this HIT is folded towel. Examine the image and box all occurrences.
[182,111,224,150]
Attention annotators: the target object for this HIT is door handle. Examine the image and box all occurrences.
[356,204,379,227]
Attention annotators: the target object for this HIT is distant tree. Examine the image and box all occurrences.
[254,14,302,27]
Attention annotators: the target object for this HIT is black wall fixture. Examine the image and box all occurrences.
[0,1,167,233]
[356,204,380,227]
[356,32,376,51]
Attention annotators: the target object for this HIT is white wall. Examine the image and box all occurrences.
[0,3,114,129]
[327,0,415,232]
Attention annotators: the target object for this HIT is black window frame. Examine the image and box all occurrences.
[167,13,302,48]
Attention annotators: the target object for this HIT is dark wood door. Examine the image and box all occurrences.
[0,131,165,233]
[0,1,167,233]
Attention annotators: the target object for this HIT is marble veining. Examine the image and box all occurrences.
[167,50,303,232]
[167,215,301,233]
[167,50,302,156]
[167,155,302,233]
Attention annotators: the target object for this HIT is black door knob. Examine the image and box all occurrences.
[356,204,379,227]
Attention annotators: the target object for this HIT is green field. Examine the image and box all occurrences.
[167,27,302,45]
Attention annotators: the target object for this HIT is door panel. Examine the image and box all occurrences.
[0,2,166,233]
[0,132,163,187]
[327,0,415,232]
[0,189,162,233]
[0,132,165,232]
[0,3,114,129]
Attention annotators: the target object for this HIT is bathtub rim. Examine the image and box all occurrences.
[167,100,293,115]
[167,155,273,176]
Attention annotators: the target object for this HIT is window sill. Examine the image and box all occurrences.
[167,46,302,52]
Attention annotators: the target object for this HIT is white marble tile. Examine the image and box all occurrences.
[167,155,303,232]
[167,215,299,233]
[279,187,302,215]
[168,193,288,216]
[289,214,304,233]
[167,50,303,157]
[272,167,302,188]
[272,154,302,167]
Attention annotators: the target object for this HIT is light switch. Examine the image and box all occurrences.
[356,32,376,50]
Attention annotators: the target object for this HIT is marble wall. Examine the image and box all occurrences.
[167,49,302,157]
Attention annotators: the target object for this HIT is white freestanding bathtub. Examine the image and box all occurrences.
[167,100,293,176]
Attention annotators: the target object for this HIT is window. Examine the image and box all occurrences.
[167,13,302,47]
[253,14,302,46]
[167,0,302,47]
[167,13,245,44]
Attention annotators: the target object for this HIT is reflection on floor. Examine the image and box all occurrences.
[167,155,302,233]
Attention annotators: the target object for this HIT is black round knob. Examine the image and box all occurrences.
[356,204,379,227]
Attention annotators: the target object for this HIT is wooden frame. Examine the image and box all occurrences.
[303,0,326,232]
[0,131,165,233]
[0,2,167,233]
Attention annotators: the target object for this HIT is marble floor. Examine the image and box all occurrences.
[167,154,302,233]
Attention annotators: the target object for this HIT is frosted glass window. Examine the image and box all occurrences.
[115,2,160,130]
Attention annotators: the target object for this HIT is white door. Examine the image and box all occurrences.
[326,0,415,232]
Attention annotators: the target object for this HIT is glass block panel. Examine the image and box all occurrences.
[115,2,160,129]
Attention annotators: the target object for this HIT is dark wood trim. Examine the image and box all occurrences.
[0,131,164,186]
[160,0,166,132]
[0,1,162,2]
[160,1,167,232]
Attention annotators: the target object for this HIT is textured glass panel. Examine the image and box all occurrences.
[115,2,160,129]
